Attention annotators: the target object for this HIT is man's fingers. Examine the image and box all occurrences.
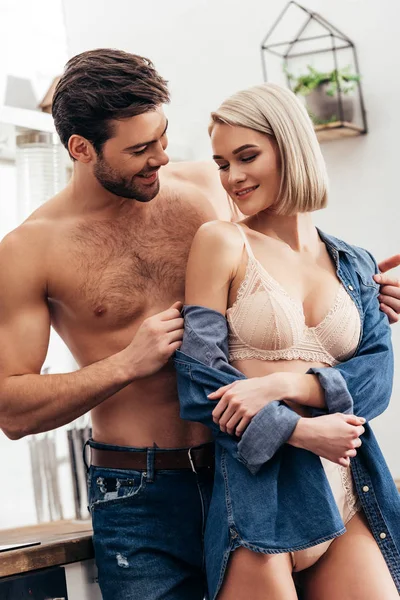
[164,317,184,332]
[168,341,182,353]
[171,301,184,310]
[338,456,350,468]
[380,303,399,324]
[377,255,400,274]
[168,329,184,344]
[379,293,400,312]
[375,275,400,289]
[161,303,183,320]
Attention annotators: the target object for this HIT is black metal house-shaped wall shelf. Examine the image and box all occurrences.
[261,2,367,142]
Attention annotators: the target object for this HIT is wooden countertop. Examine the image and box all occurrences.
[0,520,94,578]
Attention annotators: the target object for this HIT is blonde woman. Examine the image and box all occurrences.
[174,83,400,599]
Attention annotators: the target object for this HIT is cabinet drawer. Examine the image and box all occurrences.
[0,565,67,599]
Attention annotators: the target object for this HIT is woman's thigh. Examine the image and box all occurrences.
[301,511,398,600]
[217,546,298,600]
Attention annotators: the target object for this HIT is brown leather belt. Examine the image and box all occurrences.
[90,444,215,471]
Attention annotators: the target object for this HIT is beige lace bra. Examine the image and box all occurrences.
[227,224,361,366]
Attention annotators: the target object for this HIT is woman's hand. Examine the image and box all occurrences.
[288,413,366,467]
[208,374,287,436]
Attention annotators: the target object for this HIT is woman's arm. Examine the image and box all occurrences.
[184,220,237,314]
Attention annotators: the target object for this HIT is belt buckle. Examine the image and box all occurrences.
[188,448,197,474]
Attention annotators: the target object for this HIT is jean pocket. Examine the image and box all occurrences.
[88,467,146,511]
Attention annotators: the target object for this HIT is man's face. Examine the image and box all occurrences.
[93,106,169,202]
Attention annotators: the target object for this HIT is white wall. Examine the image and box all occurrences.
[61,0,400,477]
[0,0,73,529]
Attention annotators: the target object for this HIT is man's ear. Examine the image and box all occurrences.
[68,135,97,163]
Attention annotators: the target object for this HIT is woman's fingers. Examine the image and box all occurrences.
[218,403,238,432]
[212,397,229,421]
[225,412,244,435]
[208,383,234,400]
[235,417,252,437]
[345,449,357,458]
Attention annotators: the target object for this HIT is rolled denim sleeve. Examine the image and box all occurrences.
[237,402,301,474]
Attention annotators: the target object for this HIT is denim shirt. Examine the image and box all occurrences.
[173,230,400,599]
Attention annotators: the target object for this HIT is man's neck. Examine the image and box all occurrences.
[65,167,147,218]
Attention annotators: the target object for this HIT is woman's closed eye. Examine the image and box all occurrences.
[217,155,258,171]
[241,154,258,163]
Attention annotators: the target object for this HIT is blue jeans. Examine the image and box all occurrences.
[87,440,214,600]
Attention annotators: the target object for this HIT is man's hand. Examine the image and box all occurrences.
[288,413,365,468]
[375,255,400,323]
[123,302,184,379]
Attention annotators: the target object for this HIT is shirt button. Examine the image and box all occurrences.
[362,485,369,492]
[380,532,387,540]
[348,284,354,291]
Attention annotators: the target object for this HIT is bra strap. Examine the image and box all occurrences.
[233,223,255,259]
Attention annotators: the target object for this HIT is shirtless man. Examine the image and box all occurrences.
[0,49,399,600]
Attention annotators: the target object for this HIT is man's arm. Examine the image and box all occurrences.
[0,230,183,440]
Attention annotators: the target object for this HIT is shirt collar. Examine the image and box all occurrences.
[317,228,357,259]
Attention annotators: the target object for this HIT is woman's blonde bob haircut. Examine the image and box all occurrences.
[209,83,328,215]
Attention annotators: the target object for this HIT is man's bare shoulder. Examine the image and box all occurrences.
[0,193,63,280]
[163,160,219,186]
[0,219,48,268]
[161,161,232,221]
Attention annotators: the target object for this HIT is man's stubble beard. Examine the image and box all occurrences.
[93,154,160,203]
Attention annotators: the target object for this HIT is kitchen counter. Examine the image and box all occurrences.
[0,520,94,579]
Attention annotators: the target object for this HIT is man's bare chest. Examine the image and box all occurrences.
[48,200,206,327]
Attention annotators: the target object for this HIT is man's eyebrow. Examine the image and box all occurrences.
[213,144,259,160]
[123,119,169,152]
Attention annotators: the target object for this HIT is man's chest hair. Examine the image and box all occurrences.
[64,190,207,320]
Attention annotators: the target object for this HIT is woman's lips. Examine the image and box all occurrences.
[234,185,259,200]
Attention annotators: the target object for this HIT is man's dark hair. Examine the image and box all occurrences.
[52,48,170,157]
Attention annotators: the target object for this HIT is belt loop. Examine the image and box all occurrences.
[188,448,197,474]
[146,446,155,482]
[83,439,91,472]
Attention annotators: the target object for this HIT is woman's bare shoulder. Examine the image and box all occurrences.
[193,219,244,252]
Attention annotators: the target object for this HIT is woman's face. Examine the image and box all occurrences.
[211,123,281,216]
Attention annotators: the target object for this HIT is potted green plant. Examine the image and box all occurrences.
[286,65,360,124]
